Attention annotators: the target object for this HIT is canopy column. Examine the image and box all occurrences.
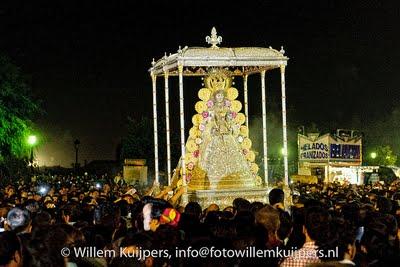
[260,70,268,186]
[151,73,159,184]
[164,70,172,185]
[280,65,289,186]
[178,65,188,203]
[243,74,249,127]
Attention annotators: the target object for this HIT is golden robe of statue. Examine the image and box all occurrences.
[182,69,259,190]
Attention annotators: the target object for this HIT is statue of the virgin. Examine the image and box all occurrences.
[182,69,261,190]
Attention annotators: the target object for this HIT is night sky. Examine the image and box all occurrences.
[1,1,399,166]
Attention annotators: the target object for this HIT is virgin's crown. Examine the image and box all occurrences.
[205,69,232,92]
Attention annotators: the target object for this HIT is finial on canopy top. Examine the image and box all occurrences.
[151,58,156,66]
[280,46,285,55]
[178,45,182,53]
[164,52,167,58]
[206,27,222,48]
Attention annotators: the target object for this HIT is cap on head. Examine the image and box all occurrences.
[160,208,181,227]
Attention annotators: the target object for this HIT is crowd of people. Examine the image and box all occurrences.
[0,174,399,267]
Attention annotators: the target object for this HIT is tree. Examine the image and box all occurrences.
[0,54,41,169]
[121,117,155,163]
[366,145,397,166]
[120,117,181,176]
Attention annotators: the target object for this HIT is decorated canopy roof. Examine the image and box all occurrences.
[149,27,288,76]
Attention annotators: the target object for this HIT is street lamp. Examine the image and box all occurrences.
[27,135,37,172]
[28,135,37,146]
[74,139,80,171]
[298,125,305,135]
[370,152,377,159]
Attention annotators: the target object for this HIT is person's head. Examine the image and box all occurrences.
[27,192,34,200]
[255,205,280,240]
[20,191,28,199]
[116,199,129,217]
[360,219,390,263]
[60,194,68,203]
[130,201,145,232]
[32,211,52,230]
[26,225,70,267]
[60,185,70,195]
[368,193,378,204]
[184,202,202,219]
[338,228,357,261]
[234,210,255,237]
[89,189,99,199]
[48,187,55,196]
[122,194,135,205]
[233,198,250,213]
[277,209,293,241]
[23,199,40,215]
[33,194,41,202]
[249,202,264,215]
[0,206,10,220]
[94,201,120,228]
[376,196,392,214]
[6,208,31,233]
[341,202,360,226]
[113,232,153,267]
[304,206,331,245]
[52,194,59,203]
[269,188,284,207]
[0,231,22,267]
[57,224,85,247]
[7,187,15,197]
[44,200,56,210]
[103,183,111,193]
[206,203,220,215]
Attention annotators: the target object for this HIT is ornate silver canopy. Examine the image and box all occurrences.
[149,27,288,76]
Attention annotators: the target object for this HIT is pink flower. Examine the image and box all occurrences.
[193,150,200,158]
[231,111,237,118]
[207,100,214,108]
[202,111,209,118]
[225,100,231,107]
[185,173,192,182]
[187,162,194,170]
[199,124,206,131]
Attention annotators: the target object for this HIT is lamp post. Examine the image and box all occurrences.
[298,125,305,135]
[27,135,37,173]
[74,139,80,172]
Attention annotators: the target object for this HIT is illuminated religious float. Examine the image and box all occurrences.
[149,28,289,206]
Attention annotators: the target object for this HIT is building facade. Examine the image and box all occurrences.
[297,132,363,184]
